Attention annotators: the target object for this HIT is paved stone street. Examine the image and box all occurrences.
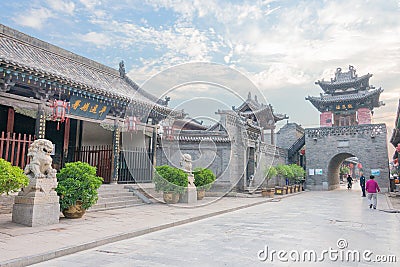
[31,187,400,267]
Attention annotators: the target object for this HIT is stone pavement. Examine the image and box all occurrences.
[0,192,300,267]
[29,187,400,267]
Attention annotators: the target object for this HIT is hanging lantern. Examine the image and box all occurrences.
[125,116,138,131]
[51,99,70,130]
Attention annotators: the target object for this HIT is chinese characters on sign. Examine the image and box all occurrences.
[69,96,111,120]
[335,103,353,110]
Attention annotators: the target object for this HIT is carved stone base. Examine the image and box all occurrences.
[12,202,60,227]
[180,187,197,204]
[12,176,60,227]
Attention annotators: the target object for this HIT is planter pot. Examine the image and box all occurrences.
[197,189,206,200]
[274,186,284,195]
[283,186,288,194]
[163,192,180,204]
[262,188,275,198]
[62,201,86,219]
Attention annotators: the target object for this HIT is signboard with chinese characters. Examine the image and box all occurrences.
[371,169,381,176]
[69,96,111,120]
[315,169,323,175]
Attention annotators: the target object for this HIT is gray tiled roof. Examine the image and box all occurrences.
[306,88,383,104]
[0,24,161,106]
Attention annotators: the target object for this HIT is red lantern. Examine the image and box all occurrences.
[300,149,305,155]
[357,163,363,169]
[51,99,69,130]
[125,116,138,131]
[349,163,354,169]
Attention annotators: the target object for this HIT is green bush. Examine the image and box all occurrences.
[289,164,306,183]
[0,159,28,195]
[264,166,277,187]
[193,167,216,190]
[154,165,188,194]
[56,161,103,210]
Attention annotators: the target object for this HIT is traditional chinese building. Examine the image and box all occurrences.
[157,92,288,192]
[0,24,183,184]
[304,66,388,191]
[306,65,384,127]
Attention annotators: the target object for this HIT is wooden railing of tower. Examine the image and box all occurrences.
[0,131,35,169]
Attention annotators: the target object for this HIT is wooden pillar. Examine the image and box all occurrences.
[151,124,157,180]
[35,104,46,138]
[62,118,70,165]
[6,107,14,133]
[111,120,120,184]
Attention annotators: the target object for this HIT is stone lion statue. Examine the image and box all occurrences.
[180,153,192,173]
[24,139,56,179]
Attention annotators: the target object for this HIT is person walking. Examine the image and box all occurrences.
[347,174,353,189]
[366,175,380,209]
[360,173,366,197]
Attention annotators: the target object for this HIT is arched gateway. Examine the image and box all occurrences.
[304,66,389,191]
[305,124,388,191]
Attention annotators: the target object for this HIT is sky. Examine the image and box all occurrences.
[1,0,399,155]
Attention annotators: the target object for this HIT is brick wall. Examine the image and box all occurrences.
[0,194,16,214]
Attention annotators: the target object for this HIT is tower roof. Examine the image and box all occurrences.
[315,65,372,94]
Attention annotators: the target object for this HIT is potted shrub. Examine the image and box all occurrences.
[56,161,103,218]
[154,165,188,204]
[0,159,28,195]
[262,166,277,198]
[290,164,305,192]
[193,167,216,200]
[275,164,292,194]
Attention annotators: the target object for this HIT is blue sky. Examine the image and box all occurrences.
[1,0,399,147]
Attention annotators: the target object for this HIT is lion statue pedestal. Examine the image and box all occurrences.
[12,139,60,227]
[179,154,197,205]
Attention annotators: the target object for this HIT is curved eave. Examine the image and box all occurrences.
[316,74,372,93]
[306,88,383,112]
[0,61,184,118]
[0,59,128,102]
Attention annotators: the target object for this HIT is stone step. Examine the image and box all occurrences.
[97,192,135,198]
[96,195,140,204]
[89,199,143,211]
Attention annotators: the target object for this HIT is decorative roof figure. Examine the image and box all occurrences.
[119,60,126,78]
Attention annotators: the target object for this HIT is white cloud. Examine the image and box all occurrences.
[46,0,75,15]
[13,8,53,30]
[77,31,114,47]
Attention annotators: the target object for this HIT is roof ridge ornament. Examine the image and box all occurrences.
[119,60,126,78]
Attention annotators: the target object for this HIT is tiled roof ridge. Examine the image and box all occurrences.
[0,24,119,77]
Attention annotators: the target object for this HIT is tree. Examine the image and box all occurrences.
[264,166,277,187]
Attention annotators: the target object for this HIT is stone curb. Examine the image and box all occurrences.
[384,193,400,222]
[0,192,303,267]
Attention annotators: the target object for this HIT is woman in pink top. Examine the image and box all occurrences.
[365,175,380,209]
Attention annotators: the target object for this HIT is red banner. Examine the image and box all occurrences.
[357,108,371,124]
[320,112,333,127]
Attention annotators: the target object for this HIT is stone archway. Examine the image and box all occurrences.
[305,124,389,191]
[327,153,355,190]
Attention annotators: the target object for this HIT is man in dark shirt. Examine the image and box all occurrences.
[360,173,366,197]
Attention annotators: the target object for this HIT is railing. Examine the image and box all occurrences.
[73,145,113,183]
[119,147,153,183]
[288,134,305,160]
[0,131,35,169]
[306,123,386,138]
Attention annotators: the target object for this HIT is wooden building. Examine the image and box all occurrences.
[306,65,384,127]
[0,24,183,183]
